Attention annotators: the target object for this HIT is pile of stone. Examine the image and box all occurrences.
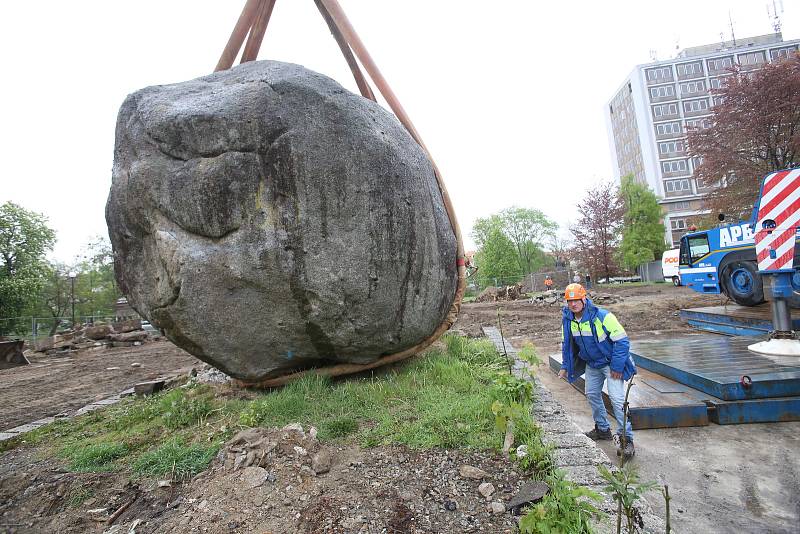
[528,290,562,306]
[591,293,624,305]
[214,424,332,480]
[527,290,623,307]
[475,284,525,303]
[32,319,157,355]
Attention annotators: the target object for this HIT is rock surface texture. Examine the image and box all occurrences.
[106,60,457,381]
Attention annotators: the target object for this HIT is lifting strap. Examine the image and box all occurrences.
[214,0,466,387]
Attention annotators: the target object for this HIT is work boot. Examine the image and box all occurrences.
[584,425,613,441]
[616,438,635,459]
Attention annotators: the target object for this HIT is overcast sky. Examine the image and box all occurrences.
[1,0,798,262]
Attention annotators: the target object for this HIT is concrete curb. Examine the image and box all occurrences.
[481,327,668,533]
[533,382,668,534]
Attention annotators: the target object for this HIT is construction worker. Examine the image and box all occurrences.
[544,275,553,291]
[558,283,637,458]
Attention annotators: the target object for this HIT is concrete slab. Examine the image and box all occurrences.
[536,358,800,534]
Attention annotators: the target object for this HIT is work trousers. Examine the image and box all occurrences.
[584,364,634,440]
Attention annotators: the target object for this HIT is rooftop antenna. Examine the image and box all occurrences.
[767,0,784,35]
[729,11,737,47]
[649,49,658,61]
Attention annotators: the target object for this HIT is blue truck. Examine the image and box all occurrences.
[679,221,800,306]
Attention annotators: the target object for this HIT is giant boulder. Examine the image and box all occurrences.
[106,60,457,381]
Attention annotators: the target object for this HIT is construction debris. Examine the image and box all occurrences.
[475,284,526,302]
[106,60,458,382]
[30,321,157,356]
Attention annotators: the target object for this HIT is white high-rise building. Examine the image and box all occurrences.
[605,33,800,247]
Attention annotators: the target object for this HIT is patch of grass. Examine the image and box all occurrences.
[132,438,219,481]
[66,487,95,508]
[238,333,507,450]
[320,417,359,440]
[160,388,215,429]
[60,442,129,472]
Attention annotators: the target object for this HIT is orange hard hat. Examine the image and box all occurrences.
[564,283,586,300]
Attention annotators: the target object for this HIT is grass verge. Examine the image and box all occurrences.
[7,333,600,530]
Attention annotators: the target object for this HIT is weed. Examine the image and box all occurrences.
[599,464,658,534]
[518,473,602,533]
[61,442,129,472]
[495,373,533,402]
[132,438,219,480]
[66,487,94,508]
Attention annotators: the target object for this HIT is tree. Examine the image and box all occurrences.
[0,202,56,335]
[498,207,558,275]
[34,262,73,335]
[471,215,521,286]
[618,175,667,270]
[687,53,800,220]
[569,181,624,282]
[30,237,121,331]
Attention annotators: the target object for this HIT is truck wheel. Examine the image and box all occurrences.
[722,261,765,306]
[672,276,680,287]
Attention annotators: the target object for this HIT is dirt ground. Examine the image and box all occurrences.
[453,283,727,353]
[3,283,797,533]
[0,341,199,431]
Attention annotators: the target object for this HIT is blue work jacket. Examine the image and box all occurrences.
[560,298,636,384]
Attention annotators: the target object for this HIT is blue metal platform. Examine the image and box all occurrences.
[680,304,800,336]
[630,336,800,400]
[548,352,710,429]
[548,333,800,427]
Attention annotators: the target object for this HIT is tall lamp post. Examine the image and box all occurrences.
[68,271,77,329]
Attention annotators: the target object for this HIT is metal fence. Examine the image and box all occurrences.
[637,261,664,283]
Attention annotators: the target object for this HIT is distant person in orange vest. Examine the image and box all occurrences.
[544,275,553,291]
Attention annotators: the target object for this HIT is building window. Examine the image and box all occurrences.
[646,67,672,81]
[670,201,691,211]
[739,51,766,66]
[683,99,709,113]
[670,218,687,230]
[771,47,797,61]
[653,103,678,117]
[709,77,728,89]
[665,178,691,192]
[708,57,733,71]
[691,156,704,169]
[677,62,702,76]
[649,85,675,99]
[712,95,725,107]
[656,122,682,136]
[662,160,688,174]
[685,118,711,130]
[659,140,684,154]
[680,80,705,95]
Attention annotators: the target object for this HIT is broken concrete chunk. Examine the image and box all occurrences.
[108,331,147,343]
[84,325,113,340]
[106,60,457,382]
